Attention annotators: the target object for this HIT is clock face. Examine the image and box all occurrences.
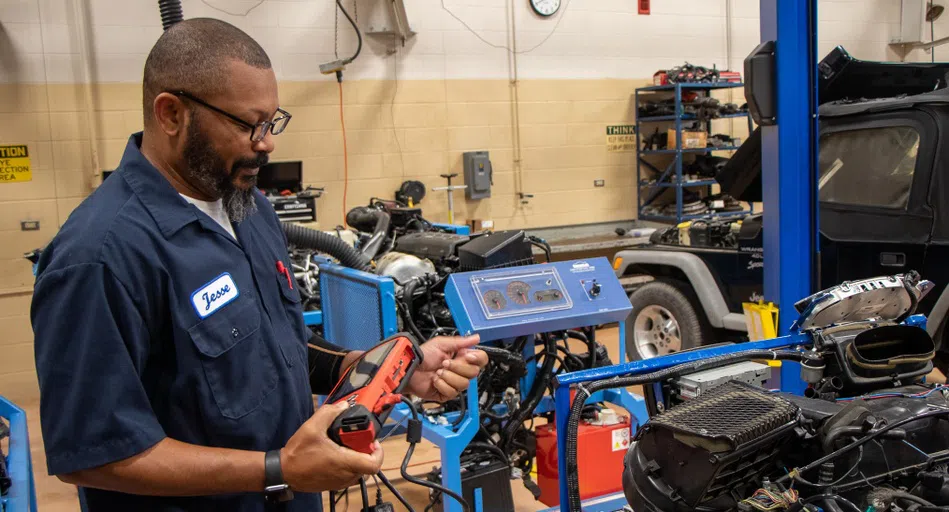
[530,0,561,17]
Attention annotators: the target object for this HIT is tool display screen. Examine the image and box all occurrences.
[471,268,572,319]
[326,339,397,403]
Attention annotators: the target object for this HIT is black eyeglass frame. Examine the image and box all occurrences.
[170,90,291,142]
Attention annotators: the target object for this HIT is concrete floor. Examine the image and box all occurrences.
[18,326,948,511]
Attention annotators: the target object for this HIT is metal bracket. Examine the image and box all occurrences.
[365,0,416,45]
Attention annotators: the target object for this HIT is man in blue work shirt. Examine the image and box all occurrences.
[30,18,488,511]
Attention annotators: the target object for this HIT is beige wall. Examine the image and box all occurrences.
[0,0,904,404]
[0,77,648,403]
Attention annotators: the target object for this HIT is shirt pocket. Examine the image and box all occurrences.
[188,298,278,420]
[275,270,308,366]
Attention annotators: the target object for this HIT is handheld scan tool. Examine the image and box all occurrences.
[325,333,423,454]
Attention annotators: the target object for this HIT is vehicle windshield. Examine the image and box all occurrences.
[818,125,919,209]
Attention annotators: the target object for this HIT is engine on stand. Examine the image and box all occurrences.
[618,273,949,512]
[280,199,615,511]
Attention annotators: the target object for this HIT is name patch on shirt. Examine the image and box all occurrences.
[191,273,240,319]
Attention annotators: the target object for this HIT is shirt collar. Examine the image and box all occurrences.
[119,132,203,238]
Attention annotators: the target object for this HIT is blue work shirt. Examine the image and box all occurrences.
[31,133,321,511]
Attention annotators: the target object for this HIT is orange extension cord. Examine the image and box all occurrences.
[339,80,349,228]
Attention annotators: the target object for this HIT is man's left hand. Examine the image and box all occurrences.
[406,335,488,402]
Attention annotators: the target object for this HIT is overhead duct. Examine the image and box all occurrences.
[158,0,184,31]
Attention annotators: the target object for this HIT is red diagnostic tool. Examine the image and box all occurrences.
[325,333,423,454]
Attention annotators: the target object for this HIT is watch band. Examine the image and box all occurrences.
[264,449,293,503]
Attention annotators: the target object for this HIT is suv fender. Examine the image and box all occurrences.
[613,249,747,332]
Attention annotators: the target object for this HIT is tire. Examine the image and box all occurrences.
[625,279,710,361]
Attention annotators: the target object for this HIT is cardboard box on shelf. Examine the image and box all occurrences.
[469,219,494,232]
[667,130,708,149]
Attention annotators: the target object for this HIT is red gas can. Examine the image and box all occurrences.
[535,415,631,507]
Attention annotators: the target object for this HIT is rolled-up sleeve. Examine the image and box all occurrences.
[32,262,166,476]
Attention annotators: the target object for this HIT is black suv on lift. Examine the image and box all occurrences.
[614,47,949,372]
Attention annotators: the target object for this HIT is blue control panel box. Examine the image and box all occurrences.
[444,257,632,342]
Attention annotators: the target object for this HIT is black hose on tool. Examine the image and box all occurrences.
[360,212,391,260]
[563,349,813,511]
[282,222,372,271]
[157,0,183,30]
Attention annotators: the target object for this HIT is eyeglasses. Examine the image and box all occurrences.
[171,91,292,142]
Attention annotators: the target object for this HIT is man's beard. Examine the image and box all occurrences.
[182,115,268,224]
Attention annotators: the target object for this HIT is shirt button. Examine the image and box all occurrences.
[232,328,240,338]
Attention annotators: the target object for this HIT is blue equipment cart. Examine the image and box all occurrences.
[0,396,37,512]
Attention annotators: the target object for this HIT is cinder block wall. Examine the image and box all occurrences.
[0,0,924,403]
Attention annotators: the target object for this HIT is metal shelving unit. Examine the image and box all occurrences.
[636,82,755,223]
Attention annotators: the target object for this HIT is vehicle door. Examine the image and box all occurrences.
[817,110,935,289]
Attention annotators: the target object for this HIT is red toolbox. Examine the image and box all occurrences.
[535,414,631,506]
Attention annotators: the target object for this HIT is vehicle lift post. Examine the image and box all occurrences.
[552,0,822,509]
[760,0,819,393]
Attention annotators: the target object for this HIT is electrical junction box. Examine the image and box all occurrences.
[463,151,492,200]
[674,361,772,399]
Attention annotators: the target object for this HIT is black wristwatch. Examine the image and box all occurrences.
[264,449,294,504]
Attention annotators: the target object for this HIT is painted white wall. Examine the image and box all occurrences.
[0,0,939,84]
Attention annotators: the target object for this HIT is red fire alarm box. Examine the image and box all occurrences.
[535,415,631,507]
[639,0,650,15]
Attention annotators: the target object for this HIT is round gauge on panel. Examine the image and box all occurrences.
[482,290,507,311]
[506,281,532,305]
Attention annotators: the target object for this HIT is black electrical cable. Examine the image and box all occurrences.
[400,397,470,512]
[555,345,584,369]
[500,333,558,453]
[478,345,524,366]
[528,236,552,262]
[803,494,861,512]
[563,349,813,511]
[359,478,370,512]
[329,490,337,512]
[376,472,415,512]
[792,446,865,489]
[550,353,570,373]
[424,281,440,331]
[464,442,508,464]
[450,391,467,427]
[892,491,937,508]
[566,330,596,369]
[778,406,949,486]
[335,0,362,65]
[396,283,427,343]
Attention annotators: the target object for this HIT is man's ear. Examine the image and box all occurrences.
[152,92,188,136]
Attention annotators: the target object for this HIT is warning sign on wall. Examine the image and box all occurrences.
[0,145,31,183]
[606,125,637,152]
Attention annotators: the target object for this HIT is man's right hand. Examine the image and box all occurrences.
[280,402,385,492]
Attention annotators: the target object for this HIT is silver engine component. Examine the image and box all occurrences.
[674,361,772,399]
[375,251,436,289]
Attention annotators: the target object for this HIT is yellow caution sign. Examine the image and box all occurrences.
[0,145,31,183]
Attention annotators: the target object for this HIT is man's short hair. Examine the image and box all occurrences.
[142,18,271,124]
